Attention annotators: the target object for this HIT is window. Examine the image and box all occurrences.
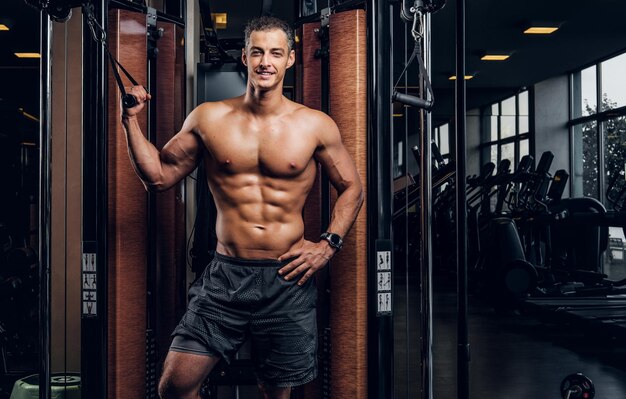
[604,115,626,199]
[433,123,450,158]
[570,51,626,280]
[479,91,531,169]
[601,52,626,112]
[570,51,626,204]
[572,65,597,118]
[571,121,599,198]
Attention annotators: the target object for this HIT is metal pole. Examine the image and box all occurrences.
[420,12,433,399]
[455,0,470,397]
[39,10,52,399]
[81,1,108,397]
[367,0,394,398]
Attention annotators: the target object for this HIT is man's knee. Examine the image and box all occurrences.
[158,370,198,399]
[258,383,292,399]
[158,347,219,399]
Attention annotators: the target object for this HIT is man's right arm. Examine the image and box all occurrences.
[121,86,204,192]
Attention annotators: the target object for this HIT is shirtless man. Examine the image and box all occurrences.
[121,16,363,399]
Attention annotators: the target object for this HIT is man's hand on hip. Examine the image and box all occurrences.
[278,240,337,286]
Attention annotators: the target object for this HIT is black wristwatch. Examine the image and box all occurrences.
[320,232,343,251]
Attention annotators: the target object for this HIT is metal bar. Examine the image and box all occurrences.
[455,0,470,397]
[403,24,410,399]
[597,65,605,203]
[420,12,433,399]
[146,10,158,398]
[81,1,108,397]
[39,10,52,399]
[478,132,531,149]
[367,0,394,398]
[567,104,626,127]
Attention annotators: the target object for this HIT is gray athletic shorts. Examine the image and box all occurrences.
[170,252,318,387]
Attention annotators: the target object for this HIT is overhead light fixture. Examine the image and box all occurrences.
[0,24,9,31]
[481,54,510,61]
[524,26,559,34]
[19,108,39,122]
[449,75,474,80]
[15,52,41,58]
[211,13,227,29]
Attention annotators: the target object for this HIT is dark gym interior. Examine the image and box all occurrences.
[1,0,626,398]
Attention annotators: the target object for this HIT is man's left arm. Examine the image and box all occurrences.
[278,114,364,285]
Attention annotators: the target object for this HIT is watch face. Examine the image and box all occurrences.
[329,235,340,245]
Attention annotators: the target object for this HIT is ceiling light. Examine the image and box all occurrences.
[211,13,227,29]
[481,54,510,61]
[0,24,9,31]
[15,52,41,58]
[449,75,474,80]
[524,26,558,34]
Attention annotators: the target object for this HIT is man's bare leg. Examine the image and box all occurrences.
[258,384,292,399]
[159,351,220,399]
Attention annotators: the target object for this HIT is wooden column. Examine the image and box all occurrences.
[107,9,149,399]
[106,10,187,397]
[328,9,368,399]
[298,10,369,399]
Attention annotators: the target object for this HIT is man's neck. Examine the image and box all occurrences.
[244,84,285,116]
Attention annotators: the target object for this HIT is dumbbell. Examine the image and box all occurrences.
[560,373,594,399]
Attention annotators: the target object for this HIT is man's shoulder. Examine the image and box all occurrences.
[289,102,335,127]
[194,97,241,116]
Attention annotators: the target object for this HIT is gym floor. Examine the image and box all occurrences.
[427,292,626,399]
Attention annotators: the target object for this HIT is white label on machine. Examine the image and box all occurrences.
[82,252,97,316]
[377,272,392,291]
[377,251,391,270]
[82,301,97,316]
[82,253,96,272]
[377,293,392,313]
[82,291,97,301]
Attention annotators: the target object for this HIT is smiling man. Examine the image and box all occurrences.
[121,16,363,399]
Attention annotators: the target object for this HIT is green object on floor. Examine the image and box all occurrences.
[10,373,80,399]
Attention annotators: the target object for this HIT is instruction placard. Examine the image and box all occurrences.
[377,251,391,270]
[376,240,392,316]
[82,252,97,316]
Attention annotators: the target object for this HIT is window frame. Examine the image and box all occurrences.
[479,90,533,169]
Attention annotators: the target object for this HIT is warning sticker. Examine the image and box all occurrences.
[377,272,392,291]
[82,253,96,272]
[82,291,97,302]
[377,251,391,270]
[377,293,392,313]
[82,301,97,316]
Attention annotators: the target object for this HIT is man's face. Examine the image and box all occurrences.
[242,29,295,91]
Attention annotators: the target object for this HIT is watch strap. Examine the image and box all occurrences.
[320,232,343,250]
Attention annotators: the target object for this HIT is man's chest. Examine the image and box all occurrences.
[202,124,317,177]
